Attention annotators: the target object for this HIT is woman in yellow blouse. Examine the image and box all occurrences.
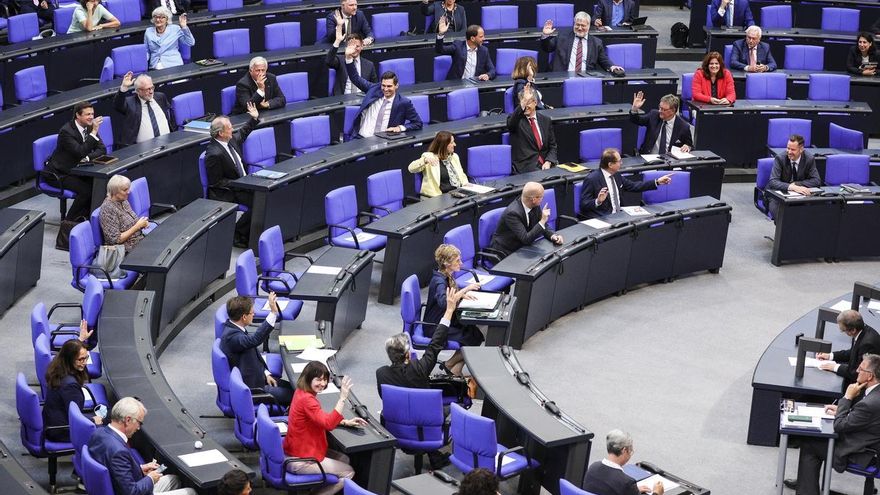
[408,131,471,197]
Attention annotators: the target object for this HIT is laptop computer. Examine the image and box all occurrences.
[630,16,649,31]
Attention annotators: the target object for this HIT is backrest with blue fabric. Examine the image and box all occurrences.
[265,22,301,51]
[379,58,415,86]
[784,45,824,71]
[379,384,445,451]
[642,170,691,204]
[366,169,404,218]
[828,123,864,150]
[482,5,519,30]
[213,28,250,58]
[760,5,792,29]
[291,115,331,155]
[580,128,622,162]
[825,154,870,186]
[372,12,410,40]
[211,338,234,416]
[467,145,511,183]
[767,118,811,148]
[447,87,480,121]
[562,77,602,107]
[277,72,309,103]
[745,72,787,100]
[808,73,850,102]
[242,128,277,173]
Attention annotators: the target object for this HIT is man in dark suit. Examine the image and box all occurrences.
[583,429,665,495]
[113,72,175,147]
[87,397,196,495]
[630,91,693,155]
[149,0,188,14]
[345,43,423,138]
[46,101,107,221]
[507,85,557,174]
[817,310,880,387]
[787,354,880,495]
[594,0,637,29]
[421,0,466,33]
[232,56,286,115]
[766,133,820,218]
[489,182,563,257]
[580,148,673,219]
[729,26,777,72]
[435,20,496,81]
[326,29,376,96]
[19,0,56,26]
[219,294,293,407]
[323,0,373,44]
[710,0,755,28]
[540,12,624,73]
[205,102,260,246]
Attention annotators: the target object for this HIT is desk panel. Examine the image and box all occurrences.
[0,209,44,316]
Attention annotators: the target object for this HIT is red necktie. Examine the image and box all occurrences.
[575,37,584,71]
[529,117,544,165]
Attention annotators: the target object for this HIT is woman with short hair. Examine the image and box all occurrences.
[99,175,149,253]
[144,6,195,70]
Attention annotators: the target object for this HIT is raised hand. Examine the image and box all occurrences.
[344,41,358,59]
[340,375,354,400]
[438,15,449,35]
[542,19,555,36]
[541,203,551,223]
[631,91,645,111]
[78,319,93,342]
[246,101,259,119]
[597,187,608,204]
[121,71,134,91]
[179,13,187,28]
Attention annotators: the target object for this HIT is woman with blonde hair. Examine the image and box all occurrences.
[408,131,471,197]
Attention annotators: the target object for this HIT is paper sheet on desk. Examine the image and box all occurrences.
[494,453,517,467]
[581,218,611,229]
[458,291,502,311]
[621,206,651,216]
[788,357,823,368]
[459,184,495,194]
[638,474,679,492]
[290,362,307,373]
[343,233,376,243]
[178,449,227,467]
[307,265,342,276]
[262,299,290,311]
[461,274,495,286]
[867,300,880,311]
[297,347,337,364]
[641,154,663,163]
[830,300,851,312]
[668,147,694,160]
[798,404,835,420]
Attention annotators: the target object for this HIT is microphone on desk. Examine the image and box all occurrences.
[180,407,207,438]
[543,400,561,416]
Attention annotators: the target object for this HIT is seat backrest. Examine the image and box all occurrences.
[34,333,52,400]
[449,402,498,472]
[30,302,50,347]
[33,135,58,172]
[128,177,151,219]
[277,72,309,103]
[208,0,243,11]
[543,188,558,230]
[97,115,114,153]
[562,77,602,107]
[198,151,208,198]
[828,123,864,150]
[53,7,76,36]
[221,86,236,116]
[433,55,452,82]
[642,171,691,204]
[504,87,515,114]
[99,56,115,83]
[291,115,331,155]
[447,87,480,121]
[264,21,301,51]
[211,339,234,417]
[344,479,377,495]
[315,17,327,44]
[343,106,359,142]
[410,95,430,125]
[242,127,277,172]
[808,73,850,102]
[69,222,98,289]
[378,58,415,86]
[723,44,732,67]
[81,446,115,495]
[8,13,39,44]
[821,7,859,32]
[258,225,285,275]
[16,372,44,455]
[573,181,584,217]
[325,185,359,237]
[399,274,421,335]
[214,305,229,340]
[89,207,104,247]
[234,249,259,297]
[495,49,538,77]
[171,91,205,127]
[371,12,410,40]
[783,45,824,71]
[379,384,445,448]
[605,43,642,70]
[444,224,476,271]
[579,128,622,162]
[467,145,511,183]
[825,154,870,186]
[82,275,104,328]
[761,5,792,29]
[560,478,599,495]
[482,5,519,30]
[213,28,251,58]
[256,404,286,486]
[111,45,148,77]
[69,402,96,476]
[681,72,694,120]
[478,207,504,250]
[745,72,787,100]
[756,157,773,190]
[229,367,257,449]
[104,0,140,24]
[536,3,574,28]
[179,40,192,63]
[767,118,811,148]
[14,66,48,103]
[367,169,404,218]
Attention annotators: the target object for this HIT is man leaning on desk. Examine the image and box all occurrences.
[786,354,880,495]
[489,182,563,257]
[579,148,672,219]
[816,309,880,387]
[766,134,820,219]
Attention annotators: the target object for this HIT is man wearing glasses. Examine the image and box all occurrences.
[87,397,196,494]
[114,72,175,147]
[787,354,880,494]
[816,309,880,388]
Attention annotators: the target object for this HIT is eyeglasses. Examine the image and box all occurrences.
[130,417,144,426]
[857,367,874,375]
[152,15,167,19]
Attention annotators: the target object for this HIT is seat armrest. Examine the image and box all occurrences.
[48,302,84,321]
[496,445,527,476]
[256,275,292,295]
[148,202,177,216]
[284,252,314,264]
[74,265,115,290]
[327,223,360,249]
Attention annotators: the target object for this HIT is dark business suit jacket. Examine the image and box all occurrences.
[833,326,880,385]
[323,9,373,43]
[204,117,259,201]
[112,89,175,147]
[710,0,755,27]
[219,319,273,390]
[507,105,557,174]
[729,39,777,71]
[47,120,107,175]
[375,321,449,396]
[232,72,286,115]
[345,61,423,136]
[595,0,637,27]
[831,388,880,472]
[767,151,821,192]
[435,38,496,80]
[489,198,556,256]
[421,1,466,33]
[87,426,153,495]
[846,45,878,75]
[541,32,614,72]
[583,461,640,495]
[511,79,546,109]
[149,0,189,13]
[326,44,377,96]
[579,168,658,219]
[630,110,693,155]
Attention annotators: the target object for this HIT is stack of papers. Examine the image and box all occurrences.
[178,449,227,467]
[459,184,495,194]
[621,206,651,216]
[461,274,496,286]
[261,299,290,311]
[343,232,376,243]
[640,154,664,163]
[278,335,324,351]
[296,347,337,364]
[581,218,611,229]
[787,356,823,368]
[458,291,502,311]
[829,300,852,312]
[306,265,342,276]
[638,474,680,492]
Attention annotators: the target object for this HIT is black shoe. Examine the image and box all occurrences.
[783,479,798,490]
[233,237,248,249]
[427,451,451,470]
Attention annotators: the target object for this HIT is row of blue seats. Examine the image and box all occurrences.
[707,4,865,32]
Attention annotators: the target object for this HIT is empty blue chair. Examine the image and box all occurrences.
[235,249,303,320]
[380,384,447,474]
[761,5,792,29]
[277,72,310,103]
[53,7,76,36]
[433,55,451,82]
[16,372,75,492]
[784,45,824,70]
[444,224,514,291]
[208,0,242,11]
[265,21,301,51]
[213,28,250,58]
[103,0,139,24]
[8,13,39,44]
[372,12,410,40]
[821,7,859,32]
[128,177,172,234]
[171,91,205,126]
[808,73,850,102]
[825,154,870,186]
[482,5,519,30]
[98,57,114,83]
[242,128,284,173]
[221,86,236,115]
[449,402,538,479]
[81,446,114,495]
[468,145,511,183]
[291,115,331,155]
[111,44,148,78]
[258,225,308,296]
[367,169,405,218]
[69,222,138,291]
[560,478,599,495]
[14,66,48,103]
[580,128,621,162]
[745,72,787,99]
[829,123,864,150]
[495,48,538,77]
[606,43,642,69]
[642,171,691,204]
[536,3,574,28]
[478,208,505,253]
[754,157,773,215]
[401,274,460,350]
[681,72,694,122]
[325,186,387,250]
[379,58,415,86]
[562,77,602,107]
[344,479,378,495]
[767,118,811,148]
[410,95,430,124]
[447,87,480,121]
[723,44,733,68]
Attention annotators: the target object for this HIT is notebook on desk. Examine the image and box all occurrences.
[629,16,649,31]
[374,131,409,141]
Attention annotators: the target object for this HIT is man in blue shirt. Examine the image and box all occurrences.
[594,0,637,29]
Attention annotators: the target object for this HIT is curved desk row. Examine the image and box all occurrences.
[0,438,50,495]
[99,289,252,489]
[490,196,731,349]
[364,150,726,304]
[687,99,873,168]
[0,208,44,316]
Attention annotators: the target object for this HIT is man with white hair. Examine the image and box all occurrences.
[114,72,175,147]
[232,56,286,114]
[87,397,197,495]
[729,25,777,72]
[540,11,623,73]
[583,429,664,495]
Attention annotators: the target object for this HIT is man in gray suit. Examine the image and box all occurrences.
[787,353,880,494]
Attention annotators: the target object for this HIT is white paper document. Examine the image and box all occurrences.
[581,218,611,229]
[307,265,343,276]
[621,206,651,216]
[290,362,307,373]
[668,146,694,160]
[178,449,227,467]
[462,274,495,286]
[638,474,679,492]
[458,291,502,310]
[343,232,376,243]
[459,184,495,194]
[319,382,340,395]
[829,300,851,312]
[788,356,823,368]
[262,299,290,311]
[867,300,880,311]
[276,421,288,435]
[86,353,93,365]
[494,453,517,467]
[297,347,338,364]
[797,404,835,420]
[641,154,663,163]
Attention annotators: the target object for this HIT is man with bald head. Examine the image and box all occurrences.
[817,309,880,387]
[489,182,563,257]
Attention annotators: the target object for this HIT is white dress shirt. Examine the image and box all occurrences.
[463,43,478,79]
[135,97,172,144]
[599,168,620,213]
[567,35,588,72]
[216,140,246,177]
[359,95,394,137]
[651,119,674,154]
[345,57,362,94]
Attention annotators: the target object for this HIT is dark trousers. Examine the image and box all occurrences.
[264,379,294,408]
[795,437,830,495]
[209,188,252,242]
[46,174,93,221]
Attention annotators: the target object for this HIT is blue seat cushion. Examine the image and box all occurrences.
[261,271,303,294]
[496,443,539,478]
[263,352,283,377]
[83,383,108,410]
[330,228,387,251]
[37,182,77,198]
[43,440,75,453]
[453,271,513,292]
[77,269,139,291]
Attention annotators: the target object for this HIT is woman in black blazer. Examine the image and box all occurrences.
[510,56,551,110]
[421,0,466,33]
[846,32,878,76]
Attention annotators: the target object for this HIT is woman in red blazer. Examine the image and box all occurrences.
[283,361,367,495]
[692,51,736,105]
